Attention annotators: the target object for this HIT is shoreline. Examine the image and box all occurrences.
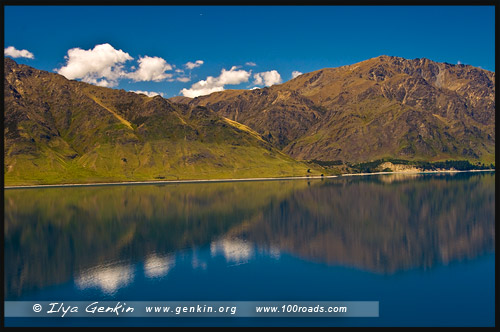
[4,169,495,190]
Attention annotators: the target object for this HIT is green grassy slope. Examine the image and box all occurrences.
[4,58,323,186]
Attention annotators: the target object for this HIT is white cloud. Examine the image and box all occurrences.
[4,46,35,59]
[181,85,225,98]
[176,77,191,83]
[291,70,303,79]
[56,43,132,87]
[185,60,204,69]
[253,70,282,87]
[127,55,172,82]
[245,61,257,67]
[92,78,114,88]
[457,60,462,65]
[253,75,263,86]
[55,43,178,87]
[130,90,164,97]
[219,66,251,85]
[180,66,251,98]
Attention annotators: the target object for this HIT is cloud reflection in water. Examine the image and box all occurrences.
[75,263,134,294]
[144,253,176,279]
[210,238,255,264]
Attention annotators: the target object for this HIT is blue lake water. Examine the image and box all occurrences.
[4,172,495,326]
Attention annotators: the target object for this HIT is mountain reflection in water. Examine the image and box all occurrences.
[4,172,495,299]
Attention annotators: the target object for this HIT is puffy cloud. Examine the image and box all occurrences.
[245,61,257,66]
[90,78,115,88]
[127,55,172,82]
[253,74,263,86]
[291,70,303,79]
[56,43,132,87]
[219,66,251,85]
[180,66,251,98]
[185,60,204,69]
[181,85,224,98]
[4,46,34,59]
[55,43,178,87]
[130,90,165,97]
[253,70,282,87]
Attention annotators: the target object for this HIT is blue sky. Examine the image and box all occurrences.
[4,5,495,98]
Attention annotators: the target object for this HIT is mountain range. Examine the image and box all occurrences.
[176,55,495,163]
[4,56,495,185]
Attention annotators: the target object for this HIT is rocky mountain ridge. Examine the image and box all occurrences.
[179,55,495,163]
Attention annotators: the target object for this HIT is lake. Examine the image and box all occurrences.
[4,172,495,326]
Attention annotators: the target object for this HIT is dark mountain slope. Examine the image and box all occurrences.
[181,55,495,163]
